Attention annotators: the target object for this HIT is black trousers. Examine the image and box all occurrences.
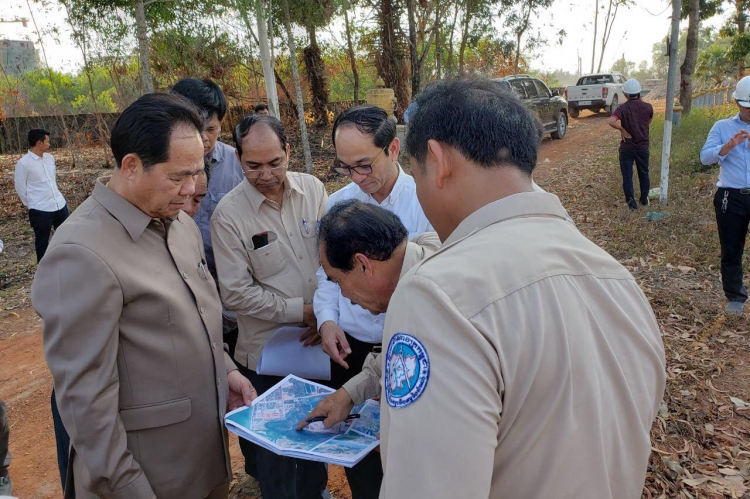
[714,187,750,302]
[0,400,9,479]
[327,333,383,499]
[51,390,72,495]
[619,148,650,204]
[29,205,69,262]
[235,364,328,499]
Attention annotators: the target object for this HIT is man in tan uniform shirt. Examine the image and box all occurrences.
[32,93,256,499]
[210,115,329,498]
[376,79,666,498]
[296,200,440,425]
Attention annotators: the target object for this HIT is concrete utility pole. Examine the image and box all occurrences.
[660,0,681,205]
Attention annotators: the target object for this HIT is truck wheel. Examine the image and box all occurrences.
[569,108,579,119]
[551,111,567,139]
[606,96,619,116]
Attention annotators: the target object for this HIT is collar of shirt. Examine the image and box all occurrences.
[400,233,441,279]
[443,191,569,247]
[92,178,155,242]
[208,141,228,164]
[242,172,306,213]
[353,164,408,206]
[26,150,43,161]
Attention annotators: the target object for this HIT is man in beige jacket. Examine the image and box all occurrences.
[32,93,256,499]
[375,79,666,498]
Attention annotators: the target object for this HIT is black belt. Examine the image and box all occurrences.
[722,187,750,195]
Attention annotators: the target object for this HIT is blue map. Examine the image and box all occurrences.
[225,375,380,467]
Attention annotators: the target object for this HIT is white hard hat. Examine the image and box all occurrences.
[734,75,750,107]
[623,79,641,95]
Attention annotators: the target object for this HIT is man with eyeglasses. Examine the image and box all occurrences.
[311,105,431,499]
[210,115,329,498]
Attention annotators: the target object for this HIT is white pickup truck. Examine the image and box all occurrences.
[565,73,627,118]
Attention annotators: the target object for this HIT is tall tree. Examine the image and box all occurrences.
[721,0,750,79]
[679,0,722,114]
[281,0,313,173]
[342,0,360,101]
[596,0,632,73]
[377,0,409,119]
[591,0,599,73]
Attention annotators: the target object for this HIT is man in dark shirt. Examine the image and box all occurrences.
[609,79,654,210]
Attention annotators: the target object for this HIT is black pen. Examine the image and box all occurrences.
[305,414,360,423]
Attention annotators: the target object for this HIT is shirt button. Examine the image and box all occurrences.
[308,278,312,283]
[182,272,189,279]
[375,320,381,324]
[212,341,217,350]
[298,255,303,260]
[289,232,293,237]
[217,377,221,386]
[200,306,206,314]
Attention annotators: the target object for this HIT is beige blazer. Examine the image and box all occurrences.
[32,180,236,499]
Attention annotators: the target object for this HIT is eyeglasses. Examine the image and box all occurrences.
[244,165,288,179]
[333,147,387,177]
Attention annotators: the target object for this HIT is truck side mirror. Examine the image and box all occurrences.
[552,89,559,96]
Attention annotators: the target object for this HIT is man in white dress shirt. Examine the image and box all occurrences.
[312,105,432,499]
[14,128,68,262]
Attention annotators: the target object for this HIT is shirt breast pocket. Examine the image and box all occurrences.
[247,231,288,280]
[300,217,320,239]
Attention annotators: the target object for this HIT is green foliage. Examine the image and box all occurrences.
[696,38,737,84]
[650,104,736,175]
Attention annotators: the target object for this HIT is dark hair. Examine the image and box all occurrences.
[233,115,288,157]
[625,93,641,100]
[255,104,269,113]
[203,158,212,184]
[319,199,408,272]
[28,129,50,148]
[332,105,396,155]
[406,79,543,175]
[171,78,228,121]
[110,93,204,172]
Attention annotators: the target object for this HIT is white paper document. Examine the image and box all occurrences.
[256,326,331,381]
[225,374,380,468]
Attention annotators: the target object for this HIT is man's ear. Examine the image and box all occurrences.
[119,153,143,181]
[354,253,373,275]
[389,137,400,160]
[427,139,453,190]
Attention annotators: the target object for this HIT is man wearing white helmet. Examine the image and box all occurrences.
[700,75,750,315]
[609,78,654,210]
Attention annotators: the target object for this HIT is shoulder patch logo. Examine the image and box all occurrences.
[384,333,430,409]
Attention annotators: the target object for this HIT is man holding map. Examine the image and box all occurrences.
[211,114,329,498]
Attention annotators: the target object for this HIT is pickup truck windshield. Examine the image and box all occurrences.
[577,75,614,85]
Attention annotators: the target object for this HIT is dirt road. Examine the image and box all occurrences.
[0,113,691,499]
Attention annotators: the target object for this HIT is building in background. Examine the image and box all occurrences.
[0,39,39,76]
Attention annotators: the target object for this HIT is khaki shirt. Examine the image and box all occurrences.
[379,192,666,499]
[211,173,328,370]
[342,232,441,405]
[32,180,234,499]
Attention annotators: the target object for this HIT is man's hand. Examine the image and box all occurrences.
[296,388,355,430]
[303,303,317,329]
[320,321,352,369]
[227,370,257,411]
[620,129,632,140]
[721,129,750,155]
[299,326,322,347]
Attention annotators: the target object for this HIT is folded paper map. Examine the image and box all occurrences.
[225,374,380,467]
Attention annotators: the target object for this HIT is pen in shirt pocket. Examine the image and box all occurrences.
[199,259,210,280]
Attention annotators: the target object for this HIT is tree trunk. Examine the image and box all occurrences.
[304,25,330,127]
[281,0,313,173]
[591,0,598,73]
[738,0,747,79]
[133,0,154,93]
[447,3,459,75]
[378,0,409,120]
[597,0,616,72]
[343,2,360,102]
[458,0,471,75]
[435,7,442,78]
[406,0,419,96]
[679,0,700,114]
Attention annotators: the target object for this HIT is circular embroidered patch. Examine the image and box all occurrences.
[384,333,430,409]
